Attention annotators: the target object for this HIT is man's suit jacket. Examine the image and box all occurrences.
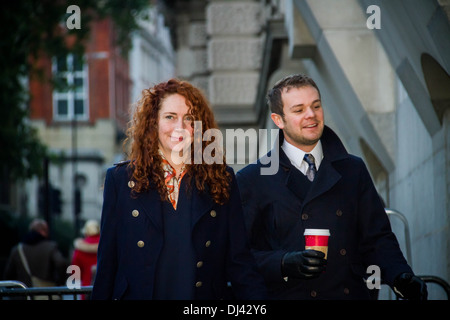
[91,163,267,300]
[236,126,412,299]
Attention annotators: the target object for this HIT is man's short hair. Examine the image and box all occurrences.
[267,74,321,116]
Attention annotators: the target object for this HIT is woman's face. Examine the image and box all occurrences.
[157,93,194,164]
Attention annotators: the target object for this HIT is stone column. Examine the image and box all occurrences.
[206,0,264,125]
[174,0,209,94]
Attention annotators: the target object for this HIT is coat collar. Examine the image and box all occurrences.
[277,125,349,169]
[134,176,214,232]
[273,126,349,205]
[190,183,214,228]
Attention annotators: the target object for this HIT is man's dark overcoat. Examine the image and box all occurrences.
[236,126,412,299]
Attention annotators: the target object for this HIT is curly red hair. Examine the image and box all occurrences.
[125,78,231,205]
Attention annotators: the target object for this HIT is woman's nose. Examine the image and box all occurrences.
[175,118,185,129]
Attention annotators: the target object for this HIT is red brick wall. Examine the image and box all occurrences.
[29,18,130,130]
[29,55,53,125]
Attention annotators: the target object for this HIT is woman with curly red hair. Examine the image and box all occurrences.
[92,78,267,300]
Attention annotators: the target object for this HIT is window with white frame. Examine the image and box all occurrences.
[52,54,88,121]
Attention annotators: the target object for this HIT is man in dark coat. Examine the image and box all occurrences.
[236,74,427,300]
[3,219,68,288]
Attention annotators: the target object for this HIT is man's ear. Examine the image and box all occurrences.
[270,113,284,129]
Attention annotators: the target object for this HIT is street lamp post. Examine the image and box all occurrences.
[72,117,81,237]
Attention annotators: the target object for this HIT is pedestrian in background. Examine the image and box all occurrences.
[236,74,427,300]
[91,78,267,300]
[71,219,100,299]
[3,218,68,289]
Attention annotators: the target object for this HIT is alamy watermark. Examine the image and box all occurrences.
[366,5,381,30]
[169,121,279,175]
[366,265,381,289]
[66,265,81,289]
[66,5,81,30]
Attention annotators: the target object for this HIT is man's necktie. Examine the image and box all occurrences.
[303,153,317,182]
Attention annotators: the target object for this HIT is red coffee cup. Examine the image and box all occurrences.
[304,229,330,259]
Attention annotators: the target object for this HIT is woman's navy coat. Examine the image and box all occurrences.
[236,126,413,299]
[91,164,267,300]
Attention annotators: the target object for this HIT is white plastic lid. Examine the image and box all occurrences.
[304,229,330,236]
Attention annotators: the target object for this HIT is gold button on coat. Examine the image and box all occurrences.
[210,210,217,217]
[205,240,211,247]
[196,261,203,268]
[128,181,135,188]
[137,240,144,247]
[132,209,139,217]
[195,281,202,287]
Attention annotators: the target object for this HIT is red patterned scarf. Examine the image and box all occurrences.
[159,150,187,210]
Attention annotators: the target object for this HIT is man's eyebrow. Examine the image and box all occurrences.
[289,99,321,109]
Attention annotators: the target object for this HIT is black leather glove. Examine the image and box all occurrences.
[281,250,327,280]
[393,273,428,300]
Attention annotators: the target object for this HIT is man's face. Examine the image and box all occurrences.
[271,85,324,152]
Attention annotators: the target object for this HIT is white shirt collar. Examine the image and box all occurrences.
[281,139,323,175]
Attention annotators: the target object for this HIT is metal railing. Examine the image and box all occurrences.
[0,281,93,300]
[384,208,450,300]
[418,275,450,299]
[385,208,412,266]
[1,278,448,300]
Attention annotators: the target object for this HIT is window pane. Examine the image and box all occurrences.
[73,54,83,71]
[55,75,69,92]
[56,55,67,72]
[57,100,68,116]
[74,77,83,92]
[74,99,84,116]
[53,53,88,121]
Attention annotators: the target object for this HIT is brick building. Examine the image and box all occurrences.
[28,17,132,225]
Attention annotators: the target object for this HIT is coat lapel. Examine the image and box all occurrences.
[136,189,164,231]
[133,179,214,231]
[277,126,346,207]
[282,155,341,205]
[304,158,341,205]
[284,165,310,202]
[303,126,348,204]
[190,184,214,229]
